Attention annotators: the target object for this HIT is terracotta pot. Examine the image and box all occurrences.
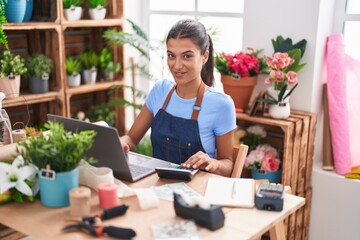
[221,74,257,109]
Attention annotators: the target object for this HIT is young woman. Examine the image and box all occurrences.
[121,19,236,177]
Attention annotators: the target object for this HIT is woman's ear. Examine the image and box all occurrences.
[202,50,209,65]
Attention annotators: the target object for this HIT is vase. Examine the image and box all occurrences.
[268,102,291,119]
[67,74,81,87]
[23,0,34,22]
[64,7,83,21]
[89,7,107,20]
[38,167,79,208]
[29,74,49,93]
[5,0,27,23]
[82,69,97,84]
[251,169,282,183]
[221,74,258,109]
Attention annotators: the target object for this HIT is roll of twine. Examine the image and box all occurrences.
[69,187,91,217]
[98,182,119,210]
[12,129,26,143]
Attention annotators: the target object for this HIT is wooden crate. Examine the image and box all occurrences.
[236,109,317,240]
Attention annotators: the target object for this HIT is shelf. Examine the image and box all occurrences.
[65,81,124,96]
[61,18,123,29]
[3,22,60,30]
[3,91,62,108]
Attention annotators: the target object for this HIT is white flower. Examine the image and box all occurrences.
[0,156,37,196]
[247,125,267,138]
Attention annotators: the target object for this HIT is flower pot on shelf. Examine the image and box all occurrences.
[89,6,106,20]
[82,69,97,84]
[251,169,282,183]
[221,74,257,109]
[23,0,34,22]
[0,75,21,99]
[67,74,81,87]
[5,0,27,23]
[64,6,83,21]
[29,74,49,93]
[38,167,79,208]
[268,102,291,119]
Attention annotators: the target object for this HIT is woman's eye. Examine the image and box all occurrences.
[183,55,192,59]
[167,53,175,59]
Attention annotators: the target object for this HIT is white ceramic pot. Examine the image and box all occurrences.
[82,69,97,84]
[268,102,291,119]
[267,87,290,103]
[64,6,82,21]
[67,74,81,87]
[89,7,106,20]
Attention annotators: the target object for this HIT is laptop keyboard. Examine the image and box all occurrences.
[129,163,153,177]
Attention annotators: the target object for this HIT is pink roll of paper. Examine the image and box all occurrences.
[326,34,352,174]
[98,182,119,210]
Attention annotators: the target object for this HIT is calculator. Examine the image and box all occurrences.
[255,183,284,211]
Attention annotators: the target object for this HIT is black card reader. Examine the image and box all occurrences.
[255,183,284,211]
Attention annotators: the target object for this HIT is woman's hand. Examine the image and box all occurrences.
[181,151,219,173]
[120,139,130,153]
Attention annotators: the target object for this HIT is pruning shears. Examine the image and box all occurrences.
[62,205,136,239]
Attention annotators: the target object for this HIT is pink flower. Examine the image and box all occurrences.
[245,144,281,172]
[260,155,281,172]
[286,71,298,86]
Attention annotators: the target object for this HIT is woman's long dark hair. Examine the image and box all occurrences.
[166,19,214,87]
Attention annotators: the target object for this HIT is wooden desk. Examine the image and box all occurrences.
[0,171,305,240]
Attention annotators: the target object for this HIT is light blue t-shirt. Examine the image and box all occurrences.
[145,80,236,158]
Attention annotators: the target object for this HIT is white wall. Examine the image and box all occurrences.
[124,0,359,239]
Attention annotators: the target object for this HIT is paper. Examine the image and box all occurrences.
[204,177,255,208]
[151,220,199,240]
[152,182,201,202]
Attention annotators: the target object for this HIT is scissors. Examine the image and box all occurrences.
[62,205,136,239]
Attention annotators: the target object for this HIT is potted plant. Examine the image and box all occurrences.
[215,48,266,109]
[260,36,307,119]
[99,47,121,81]
[80,50,99,84]
[63,0,84,21]
[17,120,96,207]
[25,53,53,93]
[87,102,115,126]
[88,0,107,20]
[0,50,27,99]
[66,56,82,87]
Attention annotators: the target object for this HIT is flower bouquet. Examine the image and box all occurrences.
[245,144,282,183]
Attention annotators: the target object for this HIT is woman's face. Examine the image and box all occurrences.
[167,38,208,86]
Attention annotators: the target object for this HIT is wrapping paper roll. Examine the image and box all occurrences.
[69,187,91,217]
[98,182,119,210]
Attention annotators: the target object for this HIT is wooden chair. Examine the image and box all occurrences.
[230,144,249,178]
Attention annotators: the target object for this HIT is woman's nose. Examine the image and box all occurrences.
[174,58,183,69]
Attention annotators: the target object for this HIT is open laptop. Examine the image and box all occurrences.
[47,114,171,182]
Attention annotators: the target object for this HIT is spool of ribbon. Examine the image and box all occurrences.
[12,129,26,143]
[69,187,91,217]
[98,182,119,210]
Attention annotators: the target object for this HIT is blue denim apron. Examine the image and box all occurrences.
[151,82,206,164]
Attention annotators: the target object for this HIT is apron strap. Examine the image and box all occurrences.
[161,82,206,120]
[191,82,205,120]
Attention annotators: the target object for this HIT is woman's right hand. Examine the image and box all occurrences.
[120,139,130,153]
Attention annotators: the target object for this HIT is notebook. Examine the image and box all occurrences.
[47,114,171,182]
[204,177,255,208]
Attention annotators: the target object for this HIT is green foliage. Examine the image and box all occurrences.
[63,0,84,8]
[88,0,107,8]
[17,120,96,173]
[87,103,115,125]
[0,50,27,77]
[0,0,8,49]
[65,57,82,75]
[105,61,121,73]
[271,35,307,73]
[135,135,152,157]
[99,47,113,70]
[80,50,99,69]
[214,52,231,75]
[25,54,53,77]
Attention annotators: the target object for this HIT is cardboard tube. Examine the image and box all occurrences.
[69,187,91,217]
[98,182,119,210]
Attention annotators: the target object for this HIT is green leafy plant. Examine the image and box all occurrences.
[0,0,8,50]
[63,0,84,9]
[17,120,96,173]
[0,50,27,77]
[104,61,121,73]
[88,0,107,8]
[65,57,82,76]
[99,47,113,70]
[87,103,115,126]
[25,54,53,77]
[135,135,152,157]
[80,50,99,69]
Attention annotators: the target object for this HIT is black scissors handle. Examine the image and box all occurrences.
[82,205,129,224]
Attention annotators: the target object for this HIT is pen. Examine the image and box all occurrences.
[231,181,237,199]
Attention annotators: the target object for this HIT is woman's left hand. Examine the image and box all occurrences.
[181,151,219,173]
